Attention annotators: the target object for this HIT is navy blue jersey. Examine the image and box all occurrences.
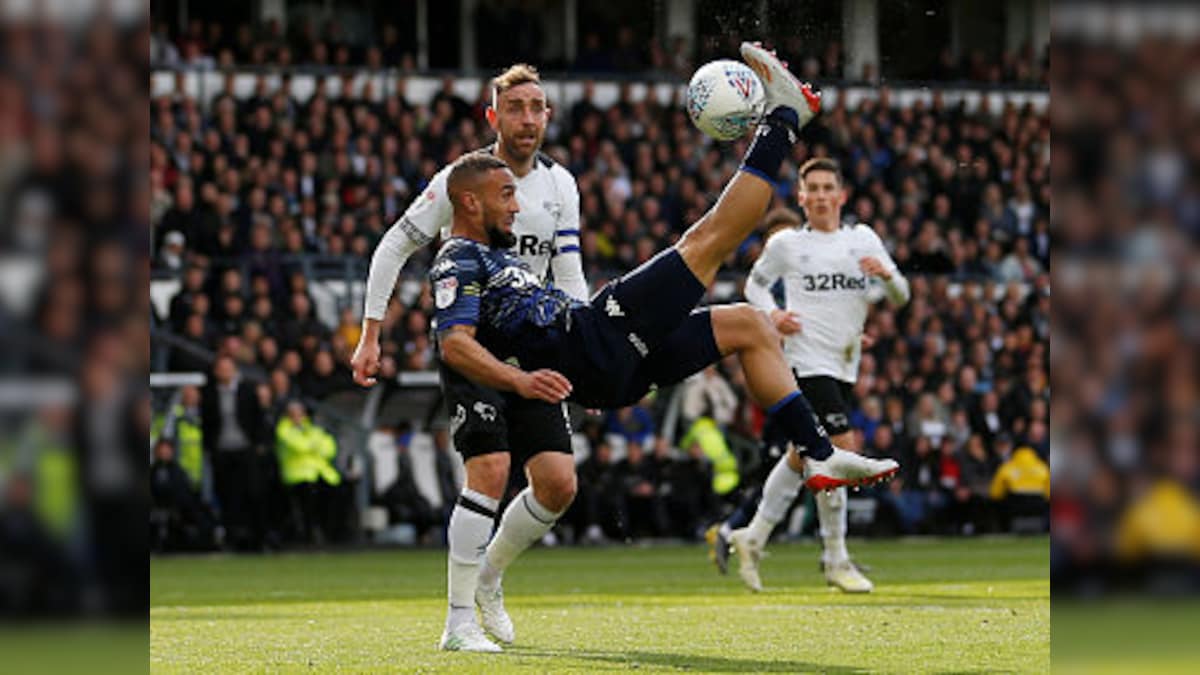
[431,237,584,367]
[433,238,716,409]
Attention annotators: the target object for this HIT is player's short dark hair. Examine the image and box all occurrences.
[762,207,802,239]
[446,151,509,207]
[799,157,843,185]
[491,63,541,105]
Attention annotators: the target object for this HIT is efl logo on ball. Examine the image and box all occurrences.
[686,59,766,141]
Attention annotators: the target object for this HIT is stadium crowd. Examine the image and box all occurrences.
[0,17,148,615]
[148,52,1049,550]
[1052,33,1200,594]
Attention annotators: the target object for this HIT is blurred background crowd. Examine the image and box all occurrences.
[0,11,146,618]
[1051,15,1200,595]
[145,0,1050,556]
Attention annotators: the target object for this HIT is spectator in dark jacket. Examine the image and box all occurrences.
[381,427,458,544]
[570,440,624,543]
[654,439,717,540]
[201,354,269,549]
[954,433,998,534]
[615,441,667,538]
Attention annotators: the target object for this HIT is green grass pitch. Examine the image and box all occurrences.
[151,537,1048,673]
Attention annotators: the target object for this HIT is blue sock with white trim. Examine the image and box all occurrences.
[739,107,800,183]
[764,391,834,460]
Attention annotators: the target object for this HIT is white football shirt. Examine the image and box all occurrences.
[364,150,587,320]
[744,223,909,383]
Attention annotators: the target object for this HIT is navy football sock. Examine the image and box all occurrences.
[764,391,834,460]
[739,107,800,183]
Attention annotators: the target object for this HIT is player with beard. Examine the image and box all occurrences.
[351,65,586,649]
[430,44,899,652]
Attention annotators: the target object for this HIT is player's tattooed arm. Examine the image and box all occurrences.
[439,325,574,403]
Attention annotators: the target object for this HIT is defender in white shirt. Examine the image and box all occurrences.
[711,157,909,593]
[348,65,587,653]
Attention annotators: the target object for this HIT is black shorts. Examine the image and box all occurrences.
[794,375,855,436]
[562,249,719,408]
[439,361,573,462]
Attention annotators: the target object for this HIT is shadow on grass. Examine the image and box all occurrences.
[152,611,299,622]
[507,646,1016,673]
[883,592,1048,603]
[508,646,861,673]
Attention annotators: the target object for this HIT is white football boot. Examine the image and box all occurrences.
[824,560,874,593]
[803,448,899,491]
[438,621,502,653]
[739,42,822,128]
[475,581,515,644]
[729,527,765,592]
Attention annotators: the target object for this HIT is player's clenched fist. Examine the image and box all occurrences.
[769,308,803,335]
[516,369,573,403]
[858,256,892,280]
[351,338,381,387]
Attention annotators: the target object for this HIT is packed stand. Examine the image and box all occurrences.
[148,58,1048,545]
[1052,34,1200,594]
[0,18,148,616]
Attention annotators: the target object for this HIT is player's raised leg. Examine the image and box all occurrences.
[673,42,821,287]
[439,452,507,653]
[475,448,576,644]
[635,306,899,492]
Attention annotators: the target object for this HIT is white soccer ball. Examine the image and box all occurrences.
[685,59,766,141]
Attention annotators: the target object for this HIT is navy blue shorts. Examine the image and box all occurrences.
[563,249,722,408]
[439,361,573,460]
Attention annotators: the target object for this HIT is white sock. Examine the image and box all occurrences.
[445,487,498,629]
[745,455,804,544]
[478,487,561,589]
[816,486,849,565]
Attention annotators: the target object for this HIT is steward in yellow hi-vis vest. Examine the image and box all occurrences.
[152,403,204,491]
[274,401,341,487]
[990,446,1050,500]
[1116,480,1200,562]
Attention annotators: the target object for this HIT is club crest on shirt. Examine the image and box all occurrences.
[543,200,563,221]
[434,277,458,309]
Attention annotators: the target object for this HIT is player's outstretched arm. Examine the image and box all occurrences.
[353,226,421,387]
[440,325,573,403]
[355,171,453,385]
